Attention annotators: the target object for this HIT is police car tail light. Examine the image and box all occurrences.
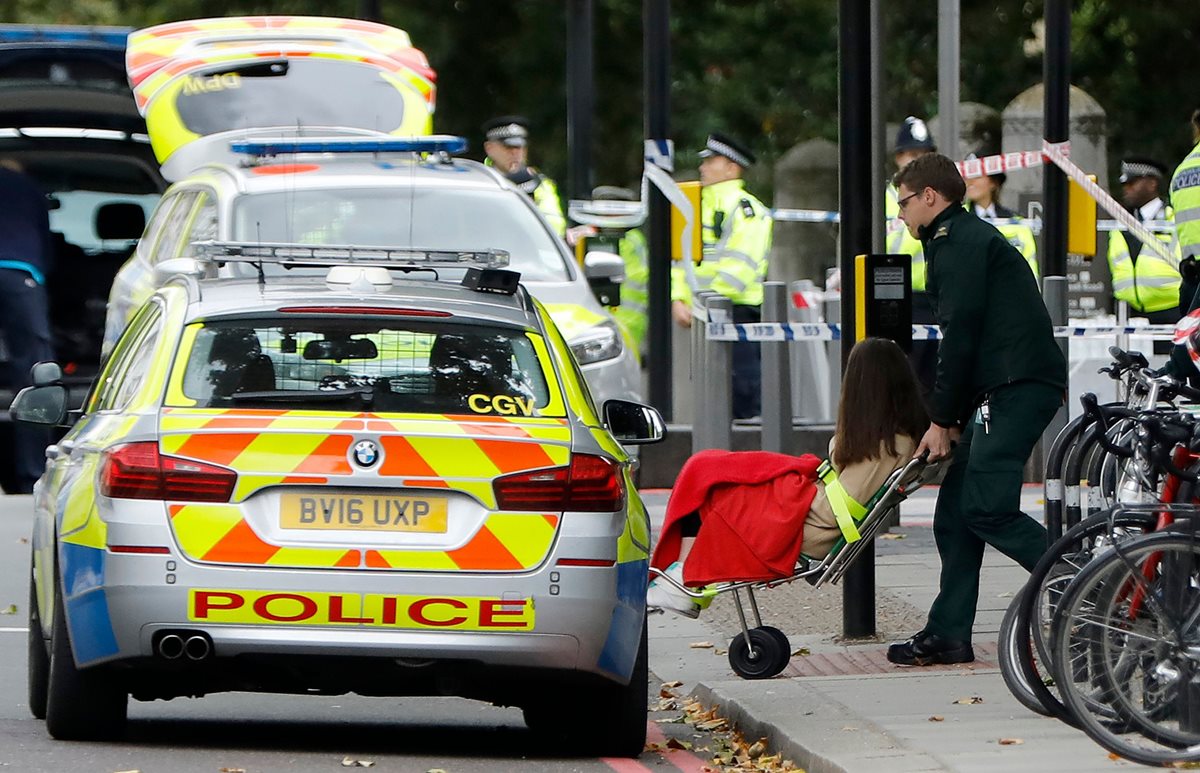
[493,454,623,512]
[101,442,236,502]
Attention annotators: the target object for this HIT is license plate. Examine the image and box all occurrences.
[280,493,448,533]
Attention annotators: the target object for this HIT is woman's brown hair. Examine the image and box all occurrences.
[832,337,928,469]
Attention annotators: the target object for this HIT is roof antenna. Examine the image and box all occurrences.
[255,221,266,289]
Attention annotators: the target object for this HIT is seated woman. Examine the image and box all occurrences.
[648,337,928,617]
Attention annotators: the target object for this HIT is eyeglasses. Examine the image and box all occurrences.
[897,191,921,211]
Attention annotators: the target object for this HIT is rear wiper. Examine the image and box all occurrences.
[231,388,374,405]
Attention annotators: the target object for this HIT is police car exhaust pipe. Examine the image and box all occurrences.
[157,633,185,660]
[183,635,212,661]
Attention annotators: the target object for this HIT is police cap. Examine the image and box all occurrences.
[1119,157,1167,184]
[895,116,936,153]
[698,132,756,168]
[482,115,530,148]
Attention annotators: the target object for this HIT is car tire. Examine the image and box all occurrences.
[27,571,49,720]
[45,566,127,741]
[523,618,648,758]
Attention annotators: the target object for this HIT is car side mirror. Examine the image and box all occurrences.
[584,250,625,307]
[603,399,665,445]
[30,361,62,387]
[10,384,68,426]
[155,257,205,283]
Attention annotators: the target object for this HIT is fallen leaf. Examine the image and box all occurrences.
[219,768,246,773]
[654,717,683,724]
[661,680,683,689]
[714,648,728,655]
[953,696,984,705]
[696,718,729,731]
[999,738,1024,746]
[654,697,678,711]
[0,604,16,615]
[660,687,677,698]
[929,715,944,722]
[879,533,906,540]
[747,738,767,758]
[690,641,714,649]
[341,759,375,768]
[841,726,858,731]
[666,738,693,750]
[791,647,811,657]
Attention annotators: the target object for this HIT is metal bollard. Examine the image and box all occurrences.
[761,282,794,454]
[690,294,707,453]
[705,295,733,450]
[789,280,832,423]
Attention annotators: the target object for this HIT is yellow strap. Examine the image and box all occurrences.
[817,461,867,543]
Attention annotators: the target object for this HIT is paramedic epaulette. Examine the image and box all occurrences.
[739,198,756,218]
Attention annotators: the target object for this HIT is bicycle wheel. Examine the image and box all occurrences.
[998,589,1051,717]
[1049,531,1200,765]
[1013,508,1160,724]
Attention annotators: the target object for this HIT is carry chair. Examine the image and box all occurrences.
[648,456,943,679]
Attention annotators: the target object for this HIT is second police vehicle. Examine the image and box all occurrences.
[103,17,641,406]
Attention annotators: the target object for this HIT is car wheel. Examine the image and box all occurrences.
[524,618,648,758]
[45,566,127,741]
[27,571,49,720]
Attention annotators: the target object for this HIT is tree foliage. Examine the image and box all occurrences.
[5,0,1197,200]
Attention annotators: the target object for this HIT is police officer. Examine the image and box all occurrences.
[670,132,772,419]
[888,117,938,397]
[1171,110,1200,334]
[964,153,1039,280]
[886,153,1066,666]
[1109,158,1181,356]
[591,185,649,360]
[481,115,566,238]
[0,159,54,494]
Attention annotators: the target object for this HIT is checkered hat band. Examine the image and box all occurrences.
[707,138,750,167]
[1122,161,1162,179]
[488,124,527,141]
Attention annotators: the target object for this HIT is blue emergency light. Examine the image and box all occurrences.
[230,135,468,157]
[0,25,131,48]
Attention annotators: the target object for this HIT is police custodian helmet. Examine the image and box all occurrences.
[895,116,936,153]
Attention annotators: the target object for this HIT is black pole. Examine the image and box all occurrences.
[644,0,672,417]
[1042,0,1070,280]
[839,0,875,639]
[566,0,595,203]
[357,0,382,22]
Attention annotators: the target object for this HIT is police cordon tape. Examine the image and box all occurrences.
[769,208,1174,234]
[704,322,1178,342]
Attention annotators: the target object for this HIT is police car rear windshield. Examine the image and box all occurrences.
[172,318,561,418]
[233,188,570,282]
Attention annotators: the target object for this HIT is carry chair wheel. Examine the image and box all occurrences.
[756,626,791,661]
[728,628,789,679]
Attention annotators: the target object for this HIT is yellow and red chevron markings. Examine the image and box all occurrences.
[127,16,436,111]
[160,409,570,571]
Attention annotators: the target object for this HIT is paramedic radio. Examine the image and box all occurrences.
[858,253,912,351]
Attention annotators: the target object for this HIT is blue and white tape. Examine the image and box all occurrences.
[705,322,1178,342]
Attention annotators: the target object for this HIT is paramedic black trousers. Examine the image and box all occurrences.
[924,379,1061,642]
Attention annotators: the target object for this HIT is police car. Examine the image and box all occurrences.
[17,245,661,756]
[105,17,641,406]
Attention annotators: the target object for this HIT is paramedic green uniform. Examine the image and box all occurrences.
[920,204,1067,643]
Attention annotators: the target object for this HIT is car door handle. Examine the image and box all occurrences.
[59,439,77,453]
[45,445,61,460]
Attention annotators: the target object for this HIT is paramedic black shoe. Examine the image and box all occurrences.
[886,631,974,665]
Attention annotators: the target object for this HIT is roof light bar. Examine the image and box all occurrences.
[229,135,468,157]
[193,241,509,270]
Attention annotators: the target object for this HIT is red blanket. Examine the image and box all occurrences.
[651,450,821,586]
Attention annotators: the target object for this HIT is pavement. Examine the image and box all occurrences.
[642,485,1155,772]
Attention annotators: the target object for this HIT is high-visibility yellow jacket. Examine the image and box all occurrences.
[607,228,649,358]
[671,178,771,306]
[1171,142,1200,263]
[975,204,1040,280]
[886,183,928,290]
[1107,201,1181,313]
